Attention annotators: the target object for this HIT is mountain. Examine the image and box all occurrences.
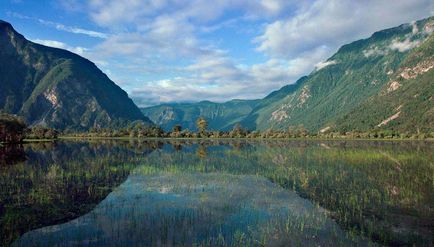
[240,16,434,134]
[141,17,434,134]
[141,99,259,131]
[0,20,153,131]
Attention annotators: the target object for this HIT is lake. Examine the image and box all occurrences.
[0,139,432,246]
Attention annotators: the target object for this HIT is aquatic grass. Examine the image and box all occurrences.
[129,140,433,245]
[1,139,432,246]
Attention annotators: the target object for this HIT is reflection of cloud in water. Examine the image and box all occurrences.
[14,173,374,246]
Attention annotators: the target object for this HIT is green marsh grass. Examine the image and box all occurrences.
[1,139,432,246]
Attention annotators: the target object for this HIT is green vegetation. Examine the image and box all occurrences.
[337,33,434,135]
[0,113,60,143]
[61,117,432,140]
[26,126,59,139]
[240,17,434,135]
[134,140,433,246]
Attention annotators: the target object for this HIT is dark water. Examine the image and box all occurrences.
[0,140,432,246]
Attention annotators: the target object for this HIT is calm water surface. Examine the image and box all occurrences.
[0,140,432,246]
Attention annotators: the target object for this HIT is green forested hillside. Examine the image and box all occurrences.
[142,99,259,131]
[337,34,434,134]
[0,20,152,130]
[241,17,434,134]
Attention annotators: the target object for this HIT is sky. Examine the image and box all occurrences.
[1,0,433,107]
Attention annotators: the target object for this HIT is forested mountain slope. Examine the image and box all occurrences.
[241,17,433,134]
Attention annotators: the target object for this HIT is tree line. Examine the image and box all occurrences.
[1,114,431,143]
[66,117,432,140]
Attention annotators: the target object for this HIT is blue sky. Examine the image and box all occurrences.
[1,0,433,107]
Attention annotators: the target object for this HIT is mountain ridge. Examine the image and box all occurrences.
[0,20,153,130]
[141,99,259,131]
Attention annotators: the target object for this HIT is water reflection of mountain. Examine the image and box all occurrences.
[0,140,159,247]
[14,173,374,247]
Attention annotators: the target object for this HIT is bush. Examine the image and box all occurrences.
[26,126,59,139]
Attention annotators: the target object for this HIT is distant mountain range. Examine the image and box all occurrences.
[0,20,152,131]
[143,16,434,134]
[141,99,259,131]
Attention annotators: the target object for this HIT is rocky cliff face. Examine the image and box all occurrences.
[0,20,153,130]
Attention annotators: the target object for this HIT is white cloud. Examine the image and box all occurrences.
[31,39,88,56]
[315,60,338,71]
[37,19,108,39]
[8,12,108,39]
[363,46,388,57]
[54,24,108,39]
[411,21,419,34]
[363,20,431,56]
[86,0,296,27]
[389,38,421,52]
[81,0,297,63]
[255,0,434,59]
[128,50,325,106]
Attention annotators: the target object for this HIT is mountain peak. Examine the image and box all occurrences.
[0,20,13,29]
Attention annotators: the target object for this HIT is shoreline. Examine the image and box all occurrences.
[21,136,434,142]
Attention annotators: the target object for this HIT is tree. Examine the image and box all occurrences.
[172,124,182,133]
[150,126,164,137]
[230,123,247,138]
[44,128,59,139]
[296,125,308,137]
[170,124,182,138]
[196,117,208,136]
[129,129,138,138]
[0,114,26,143]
